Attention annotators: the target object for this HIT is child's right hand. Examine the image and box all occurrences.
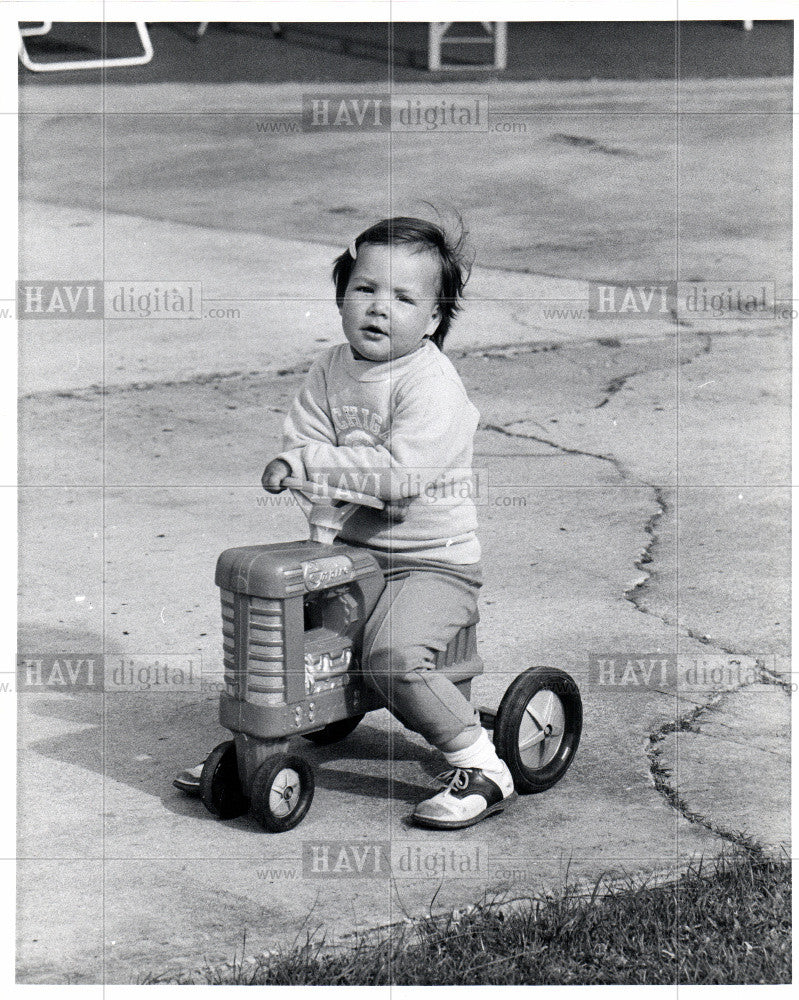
[261,458,292,494]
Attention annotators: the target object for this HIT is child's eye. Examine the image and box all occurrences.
[397,295,415,304]
[354,284,372,293]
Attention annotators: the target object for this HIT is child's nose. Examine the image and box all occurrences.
[367,298,389,315]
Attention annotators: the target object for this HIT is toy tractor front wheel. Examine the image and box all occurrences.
[250,753,315,832]
[494,667,582,793]
[200,740,249,819]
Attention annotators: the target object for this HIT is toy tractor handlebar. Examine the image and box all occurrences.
[283,476,385,544]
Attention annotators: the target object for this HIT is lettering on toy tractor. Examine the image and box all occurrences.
[301,555,355,591]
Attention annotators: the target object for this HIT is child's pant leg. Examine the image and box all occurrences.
[360,570,482,750]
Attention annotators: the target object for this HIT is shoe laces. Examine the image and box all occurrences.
[435,767,471,792]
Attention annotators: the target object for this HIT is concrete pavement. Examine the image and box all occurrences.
[16,77,791,982]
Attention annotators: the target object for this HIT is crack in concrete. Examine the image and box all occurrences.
[755,660,793,693]
[457,341,564,360]
[623,485,668,610]
[483,333,781,854]
[664,709,788,758]
[645,696,765,856]
[482,421,627,478]
[590,334,711,413]
[619,481,782,852]
[644,656,788,855]
[22,370,254,401]
[475,334,711,433]
[594,372,639,408]
[20,365,313,401]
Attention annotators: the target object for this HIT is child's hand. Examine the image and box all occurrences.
[261,458,292,494]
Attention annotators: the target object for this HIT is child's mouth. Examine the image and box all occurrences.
[361,324,388,337]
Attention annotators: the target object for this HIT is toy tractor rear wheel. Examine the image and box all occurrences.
[494,667,582,794]
[200,740,249,819]
[302,714,365,746]
[250,753,315,832]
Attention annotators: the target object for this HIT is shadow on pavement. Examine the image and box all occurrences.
[21,693,439,819]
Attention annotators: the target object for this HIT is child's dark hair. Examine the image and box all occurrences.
[332,216,472,349]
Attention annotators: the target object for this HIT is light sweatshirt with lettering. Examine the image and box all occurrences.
[276,339,481,564]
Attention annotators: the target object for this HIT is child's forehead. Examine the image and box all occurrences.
[353,243,441,291]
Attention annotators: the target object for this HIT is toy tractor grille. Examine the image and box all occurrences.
[221,589,287,707]
[220,590,236,675]
[302,588,358,696]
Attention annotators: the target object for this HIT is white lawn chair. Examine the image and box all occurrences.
[428,22,507,72]
[19,21,153,72]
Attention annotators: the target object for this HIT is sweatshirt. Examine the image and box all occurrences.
[276,340,481,564]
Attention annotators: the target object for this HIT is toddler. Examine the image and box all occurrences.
[177,217,515,828]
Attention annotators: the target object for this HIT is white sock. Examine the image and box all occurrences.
[443,728,506,777]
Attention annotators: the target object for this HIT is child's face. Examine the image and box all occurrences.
[338,243,441,362]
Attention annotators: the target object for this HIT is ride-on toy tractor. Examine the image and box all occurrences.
[200,478,583,832]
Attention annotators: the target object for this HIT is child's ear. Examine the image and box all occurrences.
[424,303,441,338]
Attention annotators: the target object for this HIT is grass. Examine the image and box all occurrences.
[147,850,791,985]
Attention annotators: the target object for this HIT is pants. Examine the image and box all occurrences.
[359,554,483,750]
